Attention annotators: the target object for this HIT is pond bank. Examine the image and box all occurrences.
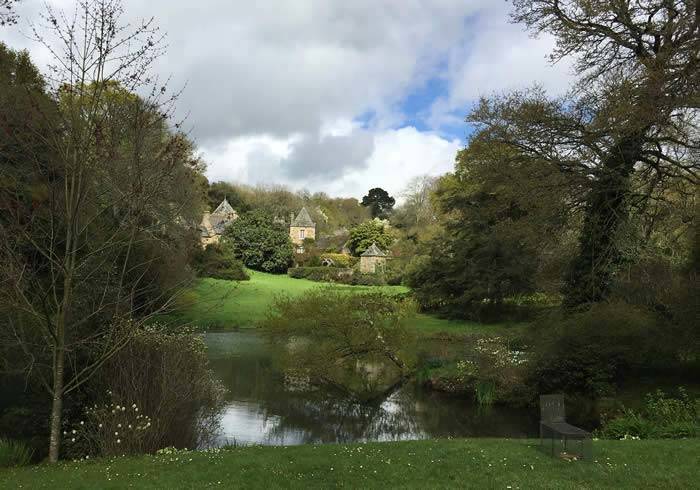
[3,438,698,489]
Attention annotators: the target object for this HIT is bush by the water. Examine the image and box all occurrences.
[0,439,33,468]
[261,290,416,399]
[192,244,249,281]
[529,302,672,397]
[597,389,699,439]
[424,336,531,406]
[64,326,225,459]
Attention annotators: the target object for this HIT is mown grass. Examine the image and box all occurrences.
[167,270,407,329]
[167,271,526,336]
[2,438,697,489]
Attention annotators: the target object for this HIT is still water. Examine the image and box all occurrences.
[205,331,539,446]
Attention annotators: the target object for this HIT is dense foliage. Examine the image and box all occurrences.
[222,210,294,273]
[347,220,394,256]
[598,389,699,440]
[361,187,396,219]
[406,141,572,320]
[63,326,225,458]
[192,244,249,281]
[261,290,416,399]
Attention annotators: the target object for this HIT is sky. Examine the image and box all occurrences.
[1,0,574,200]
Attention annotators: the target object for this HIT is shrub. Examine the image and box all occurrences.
[347,220,394,256]
[0,438,33,468]
[529,301,665,397]
[288,266,354,283]
[319,253,354,268]
[261,290,417,399]
[222,210,294,273]
[65,325,226,458]
[192,243,249,281]
[350,272,387,286]
[597,389,699,439]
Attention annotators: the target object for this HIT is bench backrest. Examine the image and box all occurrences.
[540,394,566,423]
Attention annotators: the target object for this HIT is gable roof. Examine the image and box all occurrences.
[361,242,387,257]
[291,207,315,227]
[213,198,235,215]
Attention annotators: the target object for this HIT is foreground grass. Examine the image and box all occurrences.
[168,271,525,336]
[2,439,698,489]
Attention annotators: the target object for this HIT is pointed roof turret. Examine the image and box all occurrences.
[291,207,315,227]
[360,242,387,257]
[213,198,235,215]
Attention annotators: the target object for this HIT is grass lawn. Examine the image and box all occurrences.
[167,271,526,337]
[2,438,698,489]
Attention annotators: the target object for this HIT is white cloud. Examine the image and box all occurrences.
[3,1,573,197]
[428,5,575,128]
[202,126,460,200]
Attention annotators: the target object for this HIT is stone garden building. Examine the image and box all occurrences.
[360,243,387,273]
[199,198,238,246]
[289,207,316,253]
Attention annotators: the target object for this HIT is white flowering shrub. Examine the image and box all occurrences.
[66,324,226,458]
[64,399,153,458]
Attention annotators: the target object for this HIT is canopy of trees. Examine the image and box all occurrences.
[0,0,207,462]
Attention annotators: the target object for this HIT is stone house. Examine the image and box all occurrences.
[199,198,238,246]
[360,242,387,273]
[289,207,316,253]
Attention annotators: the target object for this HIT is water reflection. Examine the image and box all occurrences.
[205,332,538,446]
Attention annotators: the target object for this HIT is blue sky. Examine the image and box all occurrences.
[1,0,573,200]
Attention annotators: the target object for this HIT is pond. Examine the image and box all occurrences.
[205,332,539,446]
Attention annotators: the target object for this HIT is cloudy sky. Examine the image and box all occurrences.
[2,0,573,200]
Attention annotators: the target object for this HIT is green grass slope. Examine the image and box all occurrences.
[168,270,526,336]
[170,270,408,329]
[2,438,697,489]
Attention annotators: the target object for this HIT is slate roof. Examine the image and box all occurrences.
[291,207,315,227]
[361,242,387,257]
[213,198,236,215]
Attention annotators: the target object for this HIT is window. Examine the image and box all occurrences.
[299,229,305,240]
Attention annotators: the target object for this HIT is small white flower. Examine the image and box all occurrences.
[117,424,122,428]
[117,439,121,444]
[99,424,103,428]
[114,431,119,436]
[71,438,75,442]
[80,421,84,425]
[72,429,76,434]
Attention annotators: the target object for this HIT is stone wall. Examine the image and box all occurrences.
[289,226,316,245]
[360,256,386,274]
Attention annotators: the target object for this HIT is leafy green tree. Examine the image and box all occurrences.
[261,290,416,399]
[192,244,249,281]
[222,210,293,273]
[476,1,700,306]
[361,187,395,218]
[348,220,394,256]
[406,138,574,319]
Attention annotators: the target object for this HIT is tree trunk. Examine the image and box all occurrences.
[48,342,65,463]
[563,133,645,307]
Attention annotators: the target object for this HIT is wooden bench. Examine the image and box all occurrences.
[540,394,592,460]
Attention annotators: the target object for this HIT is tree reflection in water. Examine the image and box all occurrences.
[206,332,538,446]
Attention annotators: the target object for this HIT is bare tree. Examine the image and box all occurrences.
[0,0,20,27]
[0,0,200,463]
